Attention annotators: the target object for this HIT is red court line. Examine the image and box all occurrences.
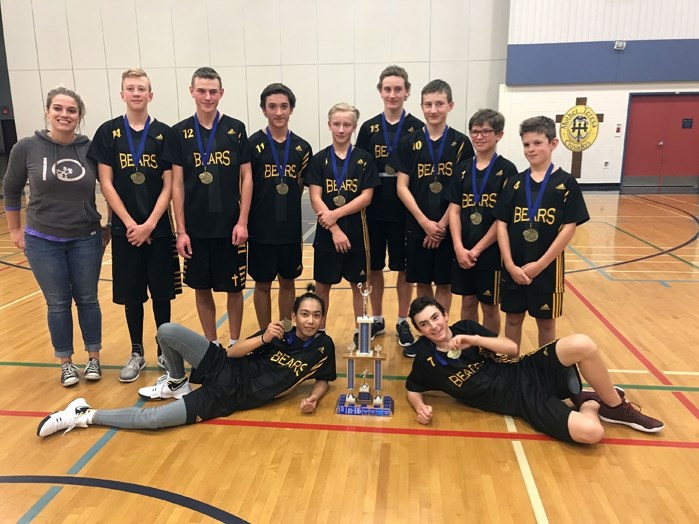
[4,410,697,449]
[566,279,699,420]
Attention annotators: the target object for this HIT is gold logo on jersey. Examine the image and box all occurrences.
[227,129,235,135]
[155,134,163,140]
[451,141,457,146]
[556,183,565,190]
[540,304,551,311]
[296,145,303,151]
[357,159,365,165]
[270,350,308,376]
[496,170,503,177]
[559,104,600,153]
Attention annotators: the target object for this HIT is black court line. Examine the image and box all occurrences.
[567,196,699,274]
[0,475,248,523]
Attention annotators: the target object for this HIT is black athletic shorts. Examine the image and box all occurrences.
[514,340,582,442]
[451,263,501,305]
[368,219,406,271]
[248,242,303,282]
[111,235,181,304]
[405,236,453,285]
[313,249,369,285]
[184,237,247,292]
[500,287,563,319]
[183,342,242,423]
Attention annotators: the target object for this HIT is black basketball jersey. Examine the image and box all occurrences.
[406,320,567,418]
[305,145,380,253]
[163,114,251,238]
[492,168,589,292]
[445,155,518,269]
[88,116,173,238]
[391,127,474,239]
[356,112,423,222]
[248,129,312,244]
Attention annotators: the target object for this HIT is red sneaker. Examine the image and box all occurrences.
[598,399,664,433]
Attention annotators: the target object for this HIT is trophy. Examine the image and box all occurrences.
[336,284,394,416]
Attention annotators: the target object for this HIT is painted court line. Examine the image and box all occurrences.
[567,280,699,421]
[0,290,42,311]
[513,441,549,524]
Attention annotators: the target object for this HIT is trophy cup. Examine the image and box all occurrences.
[336,284,394,416]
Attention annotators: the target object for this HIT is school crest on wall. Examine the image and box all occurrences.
[558,103,601,152]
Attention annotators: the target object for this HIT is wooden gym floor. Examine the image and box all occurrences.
[0,193,697,523]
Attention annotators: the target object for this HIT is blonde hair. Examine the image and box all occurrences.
[121,68,151,91]
[328,102,359,123]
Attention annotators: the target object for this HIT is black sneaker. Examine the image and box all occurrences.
[402,344,417,358]
[396,320,415,347]
[371,318,385,339]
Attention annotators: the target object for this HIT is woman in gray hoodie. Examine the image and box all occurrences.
[3,86,109,387]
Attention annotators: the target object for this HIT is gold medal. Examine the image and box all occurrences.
[523,227,539,243]
[384,165,396,175]
[429,181,442,193]
[276,182,289,195]
[281,318,292,332]
[199,171,213,184]
[333,195,346,207]
[470,212,482,225]
[447,349,462,359]
[130,171,145,185]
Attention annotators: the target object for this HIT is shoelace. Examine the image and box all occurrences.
[61,364,77,380]
[85,360,100,374]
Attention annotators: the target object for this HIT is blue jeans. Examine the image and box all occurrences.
[24,233,103,359]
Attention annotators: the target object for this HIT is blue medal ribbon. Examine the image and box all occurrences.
[524,163,555,227]
[123,115,151,171]
[265,127,291,182]
[285,330,317,348]
[381,110,406,161]
[330,144,352,194]
[470,153,498,208]
[423,126,449,178]
[193,111,221,170]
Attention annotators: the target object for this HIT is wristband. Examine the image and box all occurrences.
[261,334,267,344]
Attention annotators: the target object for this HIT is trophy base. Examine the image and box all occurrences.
[336,394,394,416]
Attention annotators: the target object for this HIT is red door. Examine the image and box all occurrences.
[622,94,699,190]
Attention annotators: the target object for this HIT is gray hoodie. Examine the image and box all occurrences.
[2,129,101,239]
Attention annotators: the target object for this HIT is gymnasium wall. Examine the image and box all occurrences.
[502,0,699,185]
[0,0,510,152]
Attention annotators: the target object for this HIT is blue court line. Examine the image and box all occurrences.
[20,399,144,523]
[8,475,247,524]
[566,245,614,281]
[22,288,255,522]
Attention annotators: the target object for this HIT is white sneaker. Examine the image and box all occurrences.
[37,398,92,437]
[138,374,192,400]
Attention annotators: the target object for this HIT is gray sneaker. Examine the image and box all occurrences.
[119,352,146,383]
[157,353,167,370]
[84,358,102,381]
[60,362,80,387]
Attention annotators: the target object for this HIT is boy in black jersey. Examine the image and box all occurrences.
[307,103,380,335]
[38,287,336,436]
[493,116,589,348]
[88,68,181,383]
[447,109,517,334]
[405,297,664,443]
[165,67,252,348]
[395,80,474,326]
[356,65,423,349]
[249,84,312,329]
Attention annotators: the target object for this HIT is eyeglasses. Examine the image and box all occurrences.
[469,129,496,137]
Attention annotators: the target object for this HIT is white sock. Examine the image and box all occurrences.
[397,316,408,324]
[85,409,96,425]
[212,340,221,347]
[229,339,238,347]
[374,315,384,322]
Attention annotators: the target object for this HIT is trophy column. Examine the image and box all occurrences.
[336,284,394,416]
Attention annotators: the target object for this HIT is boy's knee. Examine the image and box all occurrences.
[567,333,597,356]
[571,417,604,444]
